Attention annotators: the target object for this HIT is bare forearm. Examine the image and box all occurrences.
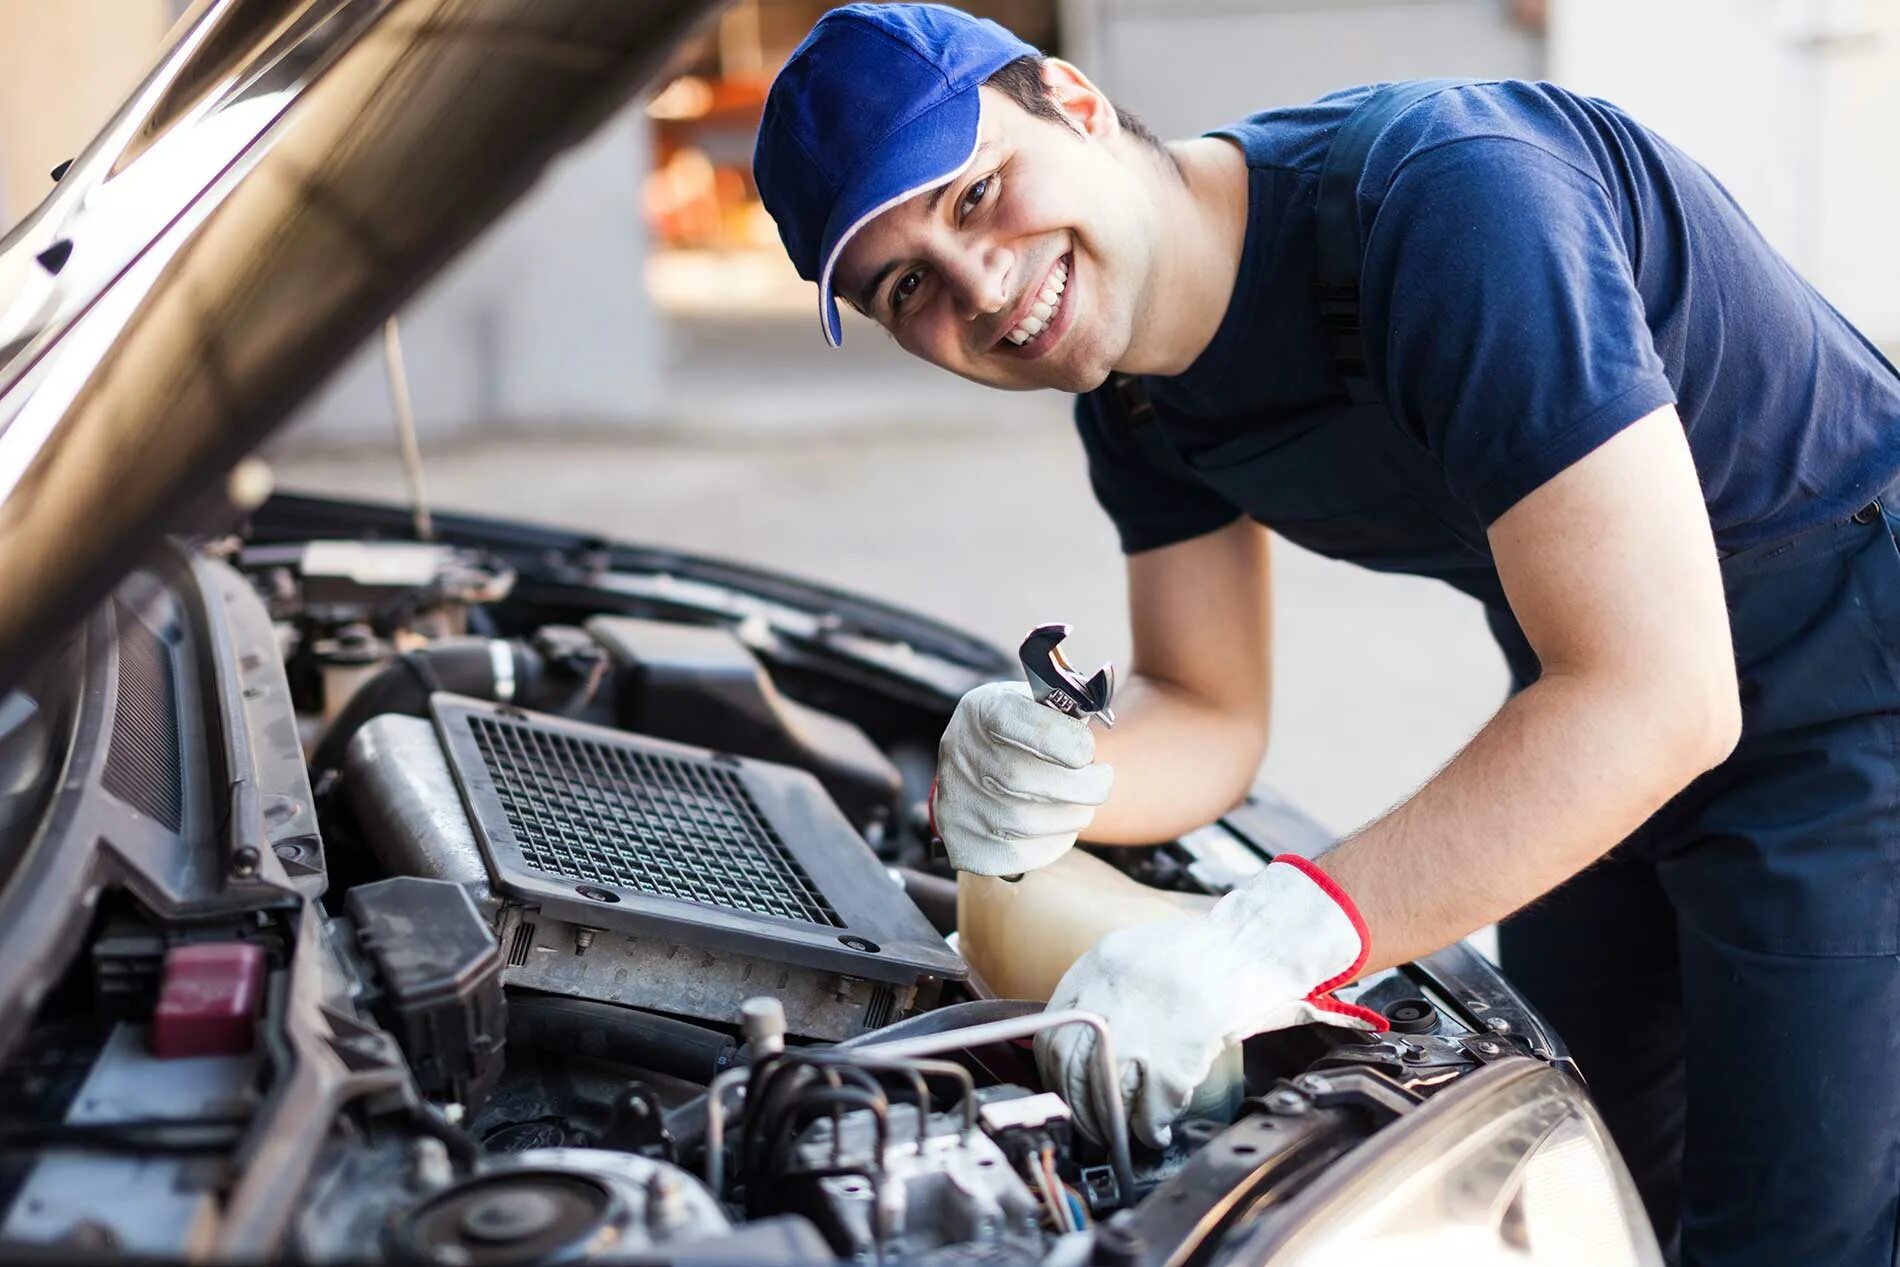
[1318,670,1736,974]
[1083,671,1267,845]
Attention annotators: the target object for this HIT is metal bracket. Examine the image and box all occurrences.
[601,1083,674,1160]
[1277,1067,1422,1126]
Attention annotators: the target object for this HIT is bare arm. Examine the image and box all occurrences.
[1317,404,1742,972]
[1084,517,1275,844]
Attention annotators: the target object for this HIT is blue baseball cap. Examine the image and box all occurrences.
[753,4,1038,346]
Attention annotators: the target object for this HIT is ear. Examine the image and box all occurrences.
[1040,57,1120,141]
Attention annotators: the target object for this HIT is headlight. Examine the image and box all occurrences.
[1258,1059,1662,1266]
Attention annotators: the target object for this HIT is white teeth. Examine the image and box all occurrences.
[1004,258,1070,348]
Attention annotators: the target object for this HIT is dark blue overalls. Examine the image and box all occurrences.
[1096,83,1900,1266]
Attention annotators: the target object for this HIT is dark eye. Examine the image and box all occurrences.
[957,175,992,221]
[890,268,925,310]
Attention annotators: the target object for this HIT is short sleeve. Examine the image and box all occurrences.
[1073,388,1242,555]
[1361,138,1677,524]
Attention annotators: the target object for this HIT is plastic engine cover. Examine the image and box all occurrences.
[343,876,505,1107]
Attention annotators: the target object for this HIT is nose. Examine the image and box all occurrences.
[938,239,1012,323]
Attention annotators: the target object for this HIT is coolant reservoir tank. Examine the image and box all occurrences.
[956,849,1214,1003]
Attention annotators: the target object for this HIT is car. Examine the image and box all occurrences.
[0,2,1662,1263]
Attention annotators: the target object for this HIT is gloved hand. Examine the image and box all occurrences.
[930,681,1115,876]
[1034,855,1387,1149]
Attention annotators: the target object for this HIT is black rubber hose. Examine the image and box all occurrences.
[312,637,541,774]
[506,992,739,1084]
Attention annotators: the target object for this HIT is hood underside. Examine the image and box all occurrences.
[0,0,719,690]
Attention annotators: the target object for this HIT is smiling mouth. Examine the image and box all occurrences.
[994,252,1072,357]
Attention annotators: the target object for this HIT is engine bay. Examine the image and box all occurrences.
[0,503,1571,1265]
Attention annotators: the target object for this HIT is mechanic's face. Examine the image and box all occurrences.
[832,65,1159,393]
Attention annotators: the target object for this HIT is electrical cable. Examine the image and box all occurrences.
[1050,1148,1075,1233]
[1036,1144,1070,1233]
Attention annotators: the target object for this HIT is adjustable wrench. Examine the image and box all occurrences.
[967,623,1116,882]
[1019,622,1116,728]
[938,624,1117,881]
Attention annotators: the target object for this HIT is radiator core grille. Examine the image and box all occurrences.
[467,714,842,927]
[103,602,183,832]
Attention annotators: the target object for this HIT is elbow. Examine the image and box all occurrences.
[1697,675,1744,772]
[1241,699,1273,770]
[1668,667,1742,782]
[1221,707,1272,808]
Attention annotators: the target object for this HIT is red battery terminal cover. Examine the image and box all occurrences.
[150,942,266,1058]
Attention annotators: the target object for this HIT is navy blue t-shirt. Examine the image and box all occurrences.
[1076,80,1900,559]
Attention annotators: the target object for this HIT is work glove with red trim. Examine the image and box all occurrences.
[931,681,1115,877]
[1034,854,1388,1149]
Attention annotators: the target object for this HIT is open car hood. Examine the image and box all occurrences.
[0,0,719,689]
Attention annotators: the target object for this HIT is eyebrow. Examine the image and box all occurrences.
[854,260,902,316]
[852,142,992,315]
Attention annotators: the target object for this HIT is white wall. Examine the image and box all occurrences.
[1064,0,1898,349]
[1060,0,1544,136]
[286,107,666,445]
[1549,0,1900,346]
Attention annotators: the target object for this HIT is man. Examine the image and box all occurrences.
[752,6,1900,1264]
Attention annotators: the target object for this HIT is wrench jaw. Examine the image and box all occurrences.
[1082,665,1116,728]
[1019,623,1117,728]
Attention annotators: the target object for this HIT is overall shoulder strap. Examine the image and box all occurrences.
[1103,372,1157,432]
[1314,78,1480,405]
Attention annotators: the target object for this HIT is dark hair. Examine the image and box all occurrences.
[983,56,1180,173]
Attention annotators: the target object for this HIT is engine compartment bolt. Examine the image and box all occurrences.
[574,927,595,956]
[1266,1088,1308,1114]
[1293,1073,1332,1096]
[1485,1016,1513,1035]
[1475,1040,1501,1055]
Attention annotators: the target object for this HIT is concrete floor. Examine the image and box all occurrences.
[272,387,1509,838]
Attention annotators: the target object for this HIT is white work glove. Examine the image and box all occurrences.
[1034,855,1388,1149]
[930,681,1115,876]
